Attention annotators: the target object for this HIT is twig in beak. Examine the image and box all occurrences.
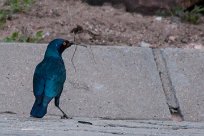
[70,24,89,72]
[71,45,77,72]
[71,44,88,72]
[77,44,88,48]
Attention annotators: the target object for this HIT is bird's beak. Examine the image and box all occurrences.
[64,41,74,49]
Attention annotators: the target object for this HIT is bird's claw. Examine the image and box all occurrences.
[61,114,70,119]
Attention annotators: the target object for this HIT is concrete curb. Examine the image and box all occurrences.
[0,43,204,122]
[161,48,204,121]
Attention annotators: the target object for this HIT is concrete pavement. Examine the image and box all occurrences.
[162,48,204,121]
[0,43,204,122]
[1,114,204,136]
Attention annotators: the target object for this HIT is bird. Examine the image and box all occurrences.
[30,38,74,119]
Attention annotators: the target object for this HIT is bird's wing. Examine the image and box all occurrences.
[43,58,66,98]
[32,61,47,96]
[44,79,64,98]
[34,57,66,98]
[33,72,46,96]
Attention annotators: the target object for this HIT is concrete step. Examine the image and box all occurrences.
[0,43,204,121]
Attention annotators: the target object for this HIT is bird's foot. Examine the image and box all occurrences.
[61,114,71,119]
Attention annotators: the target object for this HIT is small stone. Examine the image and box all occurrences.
[194,44,203,49]
[43,32,50,38]
[169,36,177,42]
[186,43,204,49]
[139,41,151,48]
[155,17,162,21]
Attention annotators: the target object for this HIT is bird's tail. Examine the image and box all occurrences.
[30,99,48,118]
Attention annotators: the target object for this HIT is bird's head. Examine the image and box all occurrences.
[45,38,74,58]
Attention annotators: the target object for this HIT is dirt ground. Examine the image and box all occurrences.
[0,0,204,48]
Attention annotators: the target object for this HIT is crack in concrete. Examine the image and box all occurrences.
[98,123,194,130]
[103,123,159,130]
[152,49,183,121]
[0,111,17,115]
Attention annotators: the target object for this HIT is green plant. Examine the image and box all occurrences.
[155,9,170,17]
[29,31,44,43]
[167,5,204,24]
[4,31,44,43]
[0,10,7,27]
[182,6,204,24]
[8,0,34,13]
[4,32,20,42]
[0,0,34,27]
[170,6,185,17]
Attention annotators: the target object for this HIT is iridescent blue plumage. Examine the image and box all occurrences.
[30,38,73,118]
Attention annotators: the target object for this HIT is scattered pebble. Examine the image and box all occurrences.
[168,36,177,42]
[43,32,50,38]
[155,17,162,21]
[186,43,204,49]
[139,41,151,48]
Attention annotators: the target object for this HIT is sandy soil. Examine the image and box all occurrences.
[0,0,204,48]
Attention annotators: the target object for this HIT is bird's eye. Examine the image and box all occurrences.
[63,42,67,46]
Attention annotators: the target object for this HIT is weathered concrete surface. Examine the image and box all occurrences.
[61,45,170,119]
[0,43,170,120]
[1,114,204,136]
[162,48,204,121]
[152,49,179,112]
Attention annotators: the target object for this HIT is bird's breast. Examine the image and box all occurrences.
[35,57,66,81]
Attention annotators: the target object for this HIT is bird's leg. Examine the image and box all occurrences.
[55,94,70,119]
[56,106,70,119]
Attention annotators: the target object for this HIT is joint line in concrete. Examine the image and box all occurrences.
[152,49,183,121]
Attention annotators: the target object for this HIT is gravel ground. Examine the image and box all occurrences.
[0,0,204,48]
